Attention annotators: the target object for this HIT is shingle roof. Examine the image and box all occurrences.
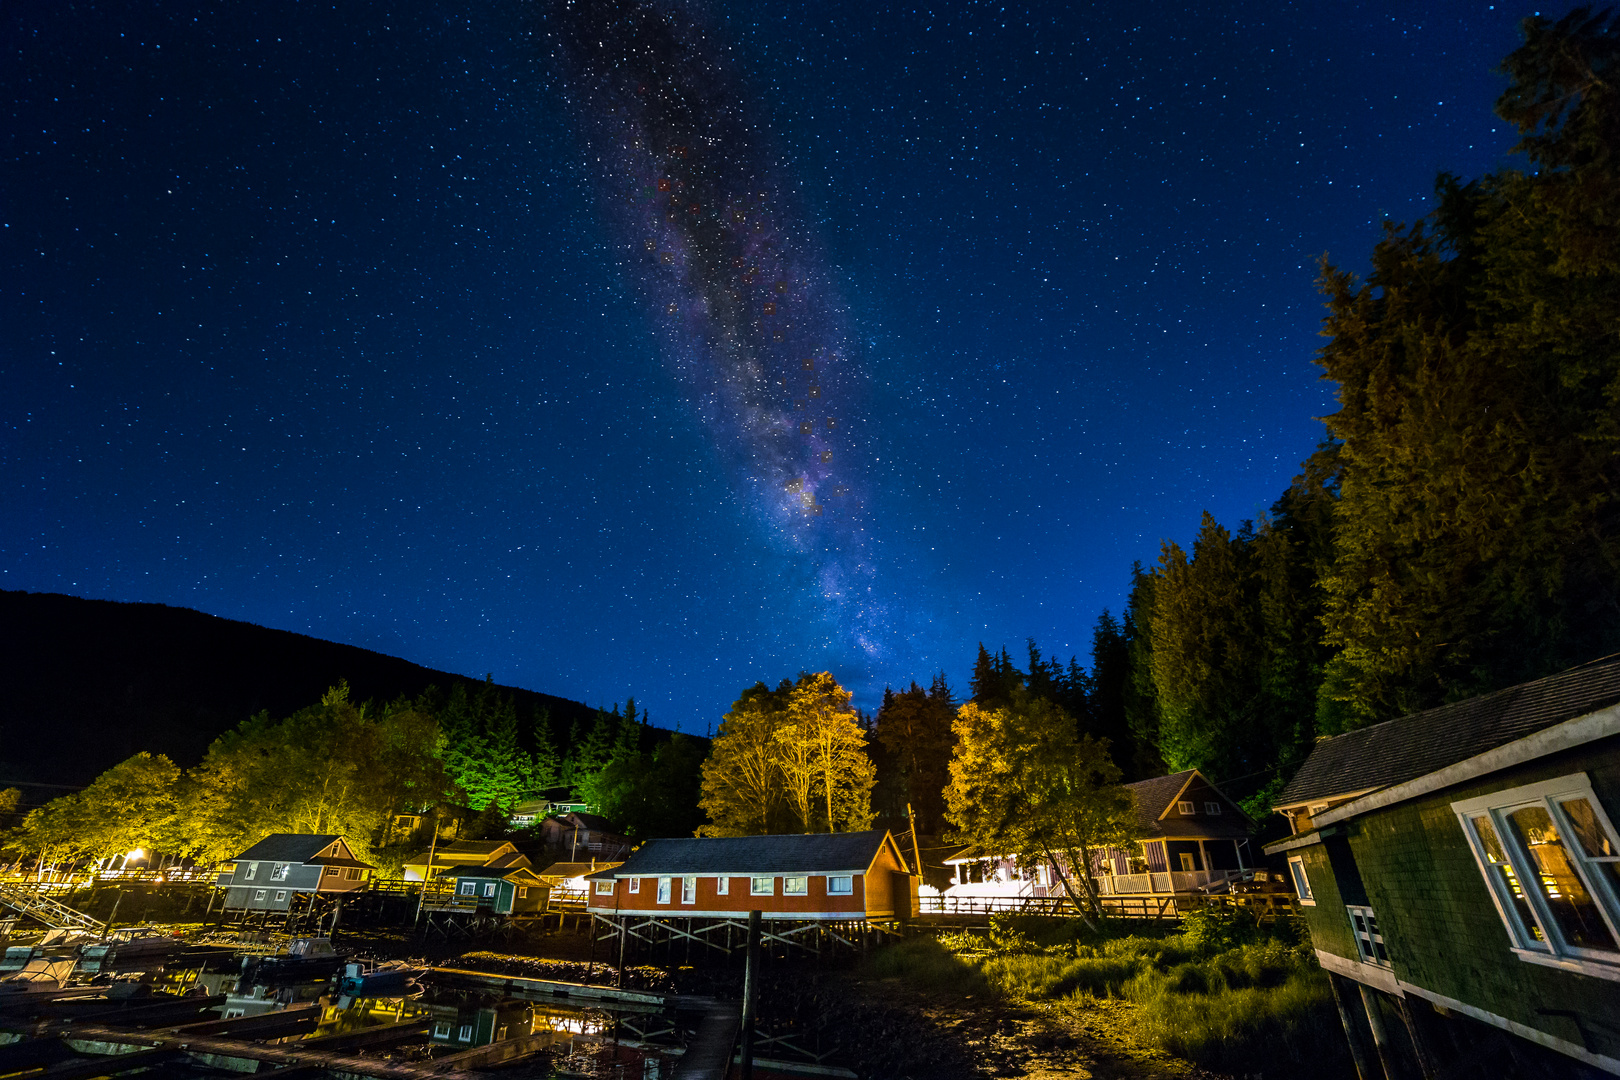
[1124,770,1252,839]
[586,831,897,879]
[536,860,620,879]
[231,834,343,863]
[1276,655,1620,809]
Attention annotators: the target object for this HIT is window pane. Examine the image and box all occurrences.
[1559,797,1620,909]
[1505,805,1617,952]
[1470,814,1545,944]
[1288,859,1313,901]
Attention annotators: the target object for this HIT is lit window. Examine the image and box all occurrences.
[1287,856,1314,905]
[657,877,672,904]
[1346,905,1390,968]
[1453,774,1620,973]
[629,878,641,893]
[459,882,477,896]
[716,876,729,895]
[271,863,290,882]
[483,883,497,898]
[1177,801,1196,815]
[682,876,697,903]
[595,880,615,896]
[751,876,774,896]
[434,1021,452,1039]
[827,875,853,895]
[783,876,808,895]
[1205,802,1222,815]
[458,1024,473,1042]
[243,863,258,881]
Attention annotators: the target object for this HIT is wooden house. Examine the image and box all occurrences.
[535,860,622,903]
[539,812,631,860]
[401,839,530,882]
[509,787,590,828]
[585,830,918,921]
[932,770,1254,909]
[218,835,373,912]
[434,864,550,916]
[1265,658,1620,1076]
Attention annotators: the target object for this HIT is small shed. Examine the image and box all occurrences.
[585,830,917,920]
[219,835,373,912]
[436,865,550,916]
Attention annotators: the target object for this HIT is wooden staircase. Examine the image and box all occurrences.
[0,882,103,932]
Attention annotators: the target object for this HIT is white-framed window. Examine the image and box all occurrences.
[270,863,290,882]
[274,890,287,902]
[1453,773,1620,975]
[483,883,497,898]
[1205,801,1222,815]
[783,875,808,895]
[434,1020,452,1039]
[1177,800,1196,815]
[253,889,267,901]
[518,886,529,899]
[1287,856,1315,905]
[243,863,257,881]
[751,876,774,896]
[459,881,477,896]
[629,878,641,894]
[716,876,729,895]
[595,880,614,896]
[345,867,363,880]
[324,865,340,876]
[657,877,672,904]
[458,1024,473,1042]
[1346,905,1390,968]
[682,876,696,904]
[827,875,853,895]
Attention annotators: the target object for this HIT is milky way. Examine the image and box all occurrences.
[547,0,887,657]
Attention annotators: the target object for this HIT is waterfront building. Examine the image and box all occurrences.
[1267,657,1620,1077]
[217,834,373,913]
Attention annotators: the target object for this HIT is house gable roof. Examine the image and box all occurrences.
[537,861,621,879]
[586,831,901,880]
[1275,655,1620,810]
[232,834,346,864]
[1126,770,1253,839]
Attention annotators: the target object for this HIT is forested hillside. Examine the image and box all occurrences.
[0,590,606,785]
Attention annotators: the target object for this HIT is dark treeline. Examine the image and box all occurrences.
[875,10,1620,821]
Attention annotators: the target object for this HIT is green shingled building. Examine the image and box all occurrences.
[1267,657,1620,1078]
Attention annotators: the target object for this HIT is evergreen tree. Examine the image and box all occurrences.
[1315,9,1620,725]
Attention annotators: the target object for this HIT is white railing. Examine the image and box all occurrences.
[1093,870,1225,895]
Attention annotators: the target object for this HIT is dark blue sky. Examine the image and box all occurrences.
[3,0,1540,733]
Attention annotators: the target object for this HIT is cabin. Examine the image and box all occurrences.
[539,812,631,860]
[585,830,918,921]
[401,839,531,882]
[1265,658,1620,1077]
[218,835,373,912]
[434,864,550,916]
[509,787,590,828]
[931,770,1255,910]
[535,860,622,903]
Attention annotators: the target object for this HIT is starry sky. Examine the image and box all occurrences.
[3,0,1542,733]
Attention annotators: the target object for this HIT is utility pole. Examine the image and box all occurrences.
[740,910,762,1080]
[906,802,923,879]
[413,808,441,927]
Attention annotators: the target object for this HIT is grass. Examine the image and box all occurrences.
[868,907,1351,1073]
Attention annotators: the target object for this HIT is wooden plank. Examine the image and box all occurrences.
[297,1019,430,1053]
[33,1047,180,1079]
[168,1003,321,1040]
[670,1002,741,1080]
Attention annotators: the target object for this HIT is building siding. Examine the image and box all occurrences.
[1336,738,1620,1062]
[590,872,870,918]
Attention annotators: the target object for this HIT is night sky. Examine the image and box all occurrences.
[4,0,1539,733]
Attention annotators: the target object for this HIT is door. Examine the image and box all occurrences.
[1178,853,1196,872]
